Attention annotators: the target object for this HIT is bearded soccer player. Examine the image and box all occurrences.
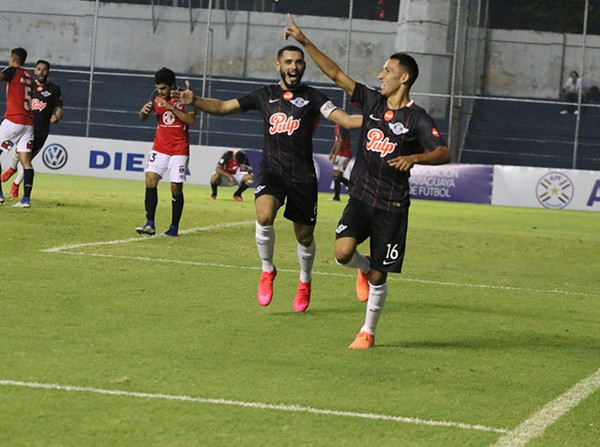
[1,59,63,199]
[285,15,451,348]
[136,67,196,237]
[177,45,361,313]
[0,47,34,207]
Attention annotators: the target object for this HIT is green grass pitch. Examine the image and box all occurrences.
[1,173,599,446]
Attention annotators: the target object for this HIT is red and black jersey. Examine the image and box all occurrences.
[151,89,192,156]
[334,124,352,158]
[218,150,249,175]
[1,66,34,126]
[237,84,331,183]
[31,80,63,135]
[350,83,446,212]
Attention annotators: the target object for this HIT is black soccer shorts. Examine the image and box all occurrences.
[254,172,318,225]
[335,197,409,273]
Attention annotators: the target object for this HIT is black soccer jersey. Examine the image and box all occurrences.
[237,84,331,183]
[350,83,446,212]
[31,80,63,135]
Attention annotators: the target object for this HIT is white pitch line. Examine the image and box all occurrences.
[41,220,255,253]
[491,367,600,446]
[0,379,508,434]
[42,247,591,298]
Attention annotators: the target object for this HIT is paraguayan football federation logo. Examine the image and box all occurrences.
[536,172,574,209]
[42,143,68,170]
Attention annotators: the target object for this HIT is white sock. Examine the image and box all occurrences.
[255,221,275,272]
[297,239,316,283]
[9,148,19,170]
[360,282,387,336]
[336,251,370,273]
[14,163,24,186]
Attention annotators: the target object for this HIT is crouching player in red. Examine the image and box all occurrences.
[210,149,254,201]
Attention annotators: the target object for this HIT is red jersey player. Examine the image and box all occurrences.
[210,149,254,201]
[0,47,34,207]
[328,124,352,201]
[136,67,196,237]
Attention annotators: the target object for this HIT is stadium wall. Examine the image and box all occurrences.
[34,135,600,212]
[2,0,600,99]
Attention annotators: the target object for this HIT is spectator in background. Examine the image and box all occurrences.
[328,124,351,202]
[560,70,581,115]
[210,149,254,201]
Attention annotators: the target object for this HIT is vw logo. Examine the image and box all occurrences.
[42,143,68,170]
[536,172,574,209]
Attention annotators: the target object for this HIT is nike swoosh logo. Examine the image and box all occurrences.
[369,114,381,121]
[269,99,279,103]
[382,260,395,266]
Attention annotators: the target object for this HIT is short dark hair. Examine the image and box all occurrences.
[11,47,27,65]
[234,150,246,164]
[154,67,176,87]
[390,53,419,87]
[36,60,51,70]
[277,45,304,60]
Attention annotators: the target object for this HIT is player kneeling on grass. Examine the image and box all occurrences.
[210,149,254,201]
[136,67,196,237]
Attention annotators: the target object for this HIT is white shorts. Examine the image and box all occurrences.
[145,150,188,183]
[332,155,350,172]
[216,171,248,186]
[0,119,34,153]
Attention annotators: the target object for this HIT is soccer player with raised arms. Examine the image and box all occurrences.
[285,15,451,348]
[177,45,361,312]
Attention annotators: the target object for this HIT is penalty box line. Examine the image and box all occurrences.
[41,222,591,298]
[0,379,508,434]
[491,366,600,446]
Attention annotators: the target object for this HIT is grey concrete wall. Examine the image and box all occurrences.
[2,0,600,100]
[0,0,397,86]
[484,29,600,98]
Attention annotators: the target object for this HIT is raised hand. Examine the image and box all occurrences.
[173,80,195,106]
[283,14,307,46]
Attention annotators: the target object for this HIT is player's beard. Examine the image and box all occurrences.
[279,68,304,91]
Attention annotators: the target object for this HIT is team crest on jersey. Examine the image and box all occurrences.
[366,128,396,157]
[30,98,47,111]
[388,121,409,135]
[289,97,309,108]
[162,110,176,125]
[269,112,300,135]
[2,140,14,150]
